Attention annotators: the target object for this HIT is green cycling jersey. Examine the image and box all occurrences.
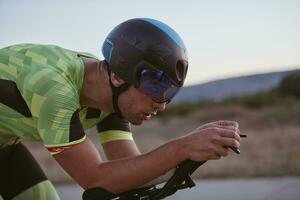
[0,43,133,155]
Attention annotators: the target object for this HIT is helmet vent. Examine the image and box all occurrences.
[175,60,188,83]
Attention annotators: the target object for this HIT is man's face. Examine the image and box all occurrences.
[118,86,166,125]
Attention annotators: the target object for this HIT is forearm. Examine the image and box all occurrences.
[90,137,186,193]
[55,120,241,194]
[54,137,187,194]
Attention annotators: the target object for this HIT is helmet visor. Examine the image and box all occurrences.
[135,68,181,103]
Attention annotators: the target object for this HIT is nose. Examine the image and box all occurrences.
[153,101,166,112]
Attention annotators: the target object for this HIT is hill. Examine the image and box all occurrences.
[173,69,298,102]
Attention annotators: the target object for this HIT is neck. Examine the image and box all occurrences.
[80,58,114,113]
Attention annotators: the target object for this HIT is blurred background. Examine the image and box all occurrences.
[1,0,300,199]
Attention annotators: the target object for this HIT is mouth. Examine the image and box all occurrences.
[142,111,157,120]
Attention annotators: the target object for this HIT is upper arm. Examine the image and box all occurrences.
[101,140,140,160]
[53,137,103,189]
[97,113,140,160]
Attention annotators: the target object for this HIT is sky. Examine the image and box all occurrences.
[1,0,299,86]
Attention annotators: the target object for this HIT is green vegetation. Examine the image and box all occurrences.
[278,71,300,98]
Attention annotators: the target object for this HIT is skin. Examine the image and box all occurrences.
[54,57,241,193]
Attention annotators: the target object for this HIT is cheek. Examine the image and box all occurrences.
[132,87,151,100]
[119,90,136,111]
[132,87,153,106]
[121,87,151,111]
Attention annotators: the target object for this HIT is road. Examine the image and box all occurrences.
[55,177,300,200]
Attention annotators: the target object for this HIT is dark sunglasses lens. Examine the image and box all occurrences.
[137,70,180,103]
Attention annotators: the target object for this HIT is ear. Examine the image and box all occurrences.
[110,72,126,87]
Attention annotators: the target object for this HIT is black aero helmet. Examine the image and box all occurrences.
[102,18,188,87]
[102,18,188,116]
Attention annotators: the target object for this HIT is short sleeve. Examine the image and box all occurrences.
[20,67,86,155]
[97,113,133,144]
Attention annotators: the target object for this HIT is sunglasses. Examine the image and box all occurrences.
[135,68,181,103]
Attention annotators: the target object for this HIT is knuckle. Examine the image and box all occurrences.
[235,132,241,140]
[220,120,239,127]
[235,122,239,128]
[212,127,226,135]
[233,140,240,148]
[229,131,236,138]
[211,127,221,133]
[232,121,239,127]
[230,121,239,128]
[231,130,236,136]
[233,127,239,133]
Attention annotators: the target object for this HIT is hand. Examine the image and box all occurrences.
[183,120,241,161]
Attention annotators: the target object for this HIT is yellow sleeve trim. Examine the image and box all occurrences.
[44,135,87,147]
[45,135,87,155]
[98,130,133,144]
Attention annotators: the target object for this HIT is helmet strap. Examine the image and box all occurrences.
[106,65,131,117]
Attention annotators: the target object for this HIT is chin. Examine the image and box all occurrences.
[130,120,143,126]
[128,117,143,125]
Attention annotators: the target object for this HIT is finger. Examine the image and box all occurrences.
[215,146,230,157]
[197,122,239,132]
[225,146,241,154]
[210,152,222,160]
[217,128,241,141]
[215,124,239,132]
[214,120,239,128]
[216,137,241,149]
[196,121,217,130]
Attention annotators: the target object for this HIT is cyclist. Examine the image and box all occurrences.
[0,18,241,200]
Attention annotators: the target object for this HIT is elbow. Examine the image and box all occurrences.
[80,175,105,190]
[79,163,111,191]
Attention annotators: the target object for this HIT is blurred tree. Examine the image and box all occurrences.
[278,71,300,98]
